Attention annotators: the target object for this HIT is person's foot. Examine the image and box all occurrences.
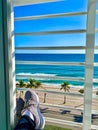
[16,97,25,116]
[23,90,45,129]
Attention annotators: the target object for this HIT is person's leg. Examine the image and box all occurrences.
[15,97,36,130]
[14,115,36,130]
[15,97,25,125]
[16,97,24,116]
[15,90,45,130]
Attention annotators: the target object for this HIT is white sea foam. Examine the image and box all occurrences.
[17,73,56,77]
[70,84,84,88]
[30,73,56,77]
[16,73,56,80]
[17,73,32,75]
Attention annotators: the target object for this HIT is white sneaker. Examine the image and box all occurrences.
[23,90,45,129]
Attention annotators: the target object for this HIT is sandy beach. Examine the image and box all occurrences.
[38,84,98,110]
[17,83,98,111]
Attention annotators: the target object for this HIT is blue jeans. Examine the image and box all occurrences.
[14,115,36,130]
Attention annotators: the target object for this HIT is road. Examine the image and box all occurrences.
[41,107,98,129]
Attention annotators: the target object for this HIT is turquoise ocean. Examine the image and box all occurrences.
[16,54,98,88]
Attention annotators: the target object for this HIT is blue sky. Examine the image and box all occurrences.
[14,0,98,53]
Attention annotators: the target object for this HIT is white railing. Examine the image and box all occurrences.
[45,117,98,130]
[16,61,85,66]
[15,11,87,21]
[15,29,86,36]
[16,60,98,66]
[13,0,60,6]
[14,11,98,21]
[15,46,86,50]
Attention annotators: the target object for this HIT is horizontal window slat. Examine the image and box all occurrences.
[16,74,84,82]
[14,0,59,6]
[96,29,98,32]
[41,103,98,114]
[16,61,98,66]
[16,61,85,66]
[40,103,83,112]
[38,89,84,97]
[15,10,98,21]
[45,117,82,128]
[94,63,98,66]
[15,29,98,36]
[45,117,98,129]
[15,46,98,51]
[95,46,98,49]
[15,29,86,36]
[15,46,85,50]
[91,110,98,115]
[91,125,98,130]
[17,87,83,97]
[92,94,98,99]
[16,87,98,100]
[15,11,87,21]
[93,79,98,83]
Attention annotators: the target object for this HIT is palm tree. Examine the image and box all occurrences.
[18,80,26,97]
[35,81,47,103]
[27,79,47,103]
[27,79,35,88]
[34,80,42,89]
[43,92,47,103]
[19,80,26,88]
[60,82,70,104]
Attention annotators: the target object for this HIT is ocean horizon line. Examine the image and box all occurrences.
[15,53,98,55]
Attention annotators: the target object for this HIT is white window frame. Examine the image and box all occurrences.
[0,0,97,130]
[0,0,16,130]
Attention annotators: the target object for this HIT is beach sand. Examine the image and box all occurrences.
[16,83,98,111]
[38,84,98,110]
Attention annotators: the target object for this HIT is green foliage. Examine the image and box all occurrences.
[34,80,41,88]
[27,79,42,89]
[19,80,26,88]
[60,82,70,104]
[28,79,35,88]
[60,82,70,92]
[29,79,35,85]
[96,91,98,95]
[78,88,84,94]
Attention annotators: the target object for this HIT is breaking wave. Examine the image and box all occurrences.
[16,73,56,80]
